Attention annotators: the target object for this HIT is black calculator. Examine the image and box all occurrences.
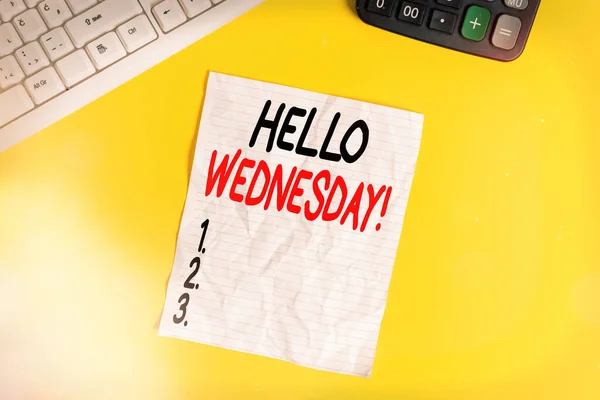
[356,0,541,61]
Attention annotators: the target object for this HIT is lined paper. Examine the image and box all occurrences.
[158,72,424,377]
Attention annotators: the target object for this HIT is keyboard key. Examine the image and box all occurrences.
[16,41,49,75]
[38,0,73,29]
[429,10,456,34]
[491,14,521,50]
[55,49,94,87]
[461,5,490,41]
[504,0,528,10]
[397,2,425,25]
[65,0,96,14]
[0,23,23,57]
[24,66,64,104]
[0,55,24,89]
[40,27,74,61]
[0,84,34,127]
[85,31,125,69]
[116,15,157,53]
[14,9,48,42]
[435,0,461,8]
[0,0,26,23]
[179,0,211,18]
[64,0,142,48]
[366,0,393,16]
[0,0,258,150]
[153,0,187,33]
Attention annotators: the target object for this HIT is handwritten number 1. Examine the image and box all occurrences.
[198,219,209,253]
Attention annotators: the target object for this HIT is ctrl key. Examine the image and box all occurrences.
[25,67,66,105]
[0,85,34,127]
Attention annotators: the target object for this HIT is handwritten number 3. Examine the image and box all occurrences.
[173,293,190,325]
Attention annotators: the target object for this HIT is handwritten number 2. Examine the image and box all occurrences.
[173,293,190,325]
[184,257,200,289]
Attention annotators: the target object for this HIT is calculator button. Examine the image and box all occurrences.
[366,0,394,17]
[429,10,456,34]
[503,0,528,10]
[397,2,425,25]
[435,0,461,9]
[491,14,521,50]
[461,6,491,41]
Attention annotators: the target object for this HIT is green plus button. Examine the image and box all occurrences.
[461,6,491,41]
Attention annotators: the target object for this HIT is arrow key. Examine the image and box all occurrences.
[153,0,187,33]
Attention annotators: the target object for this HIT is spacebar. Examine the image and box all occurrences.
[0,86,35,127]
[65,0,143,48]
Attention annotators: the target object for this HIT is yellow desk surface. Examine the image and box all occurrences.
[1,0,599,398]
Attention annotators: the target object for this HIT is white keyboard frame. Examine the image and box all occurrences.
[0,0,264,152]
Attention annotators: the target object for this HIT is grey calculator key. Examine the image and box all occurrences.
[491,15,522,50]
[504,0,528,10]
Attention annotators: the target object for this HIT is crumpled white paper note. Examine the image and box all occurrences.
[159,72,424,377]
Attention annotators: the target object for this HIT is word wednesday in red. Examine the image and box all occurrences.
[205,100,393,232]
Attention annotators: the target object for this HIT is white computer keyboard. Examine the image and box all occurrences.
[0,0,263,152]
